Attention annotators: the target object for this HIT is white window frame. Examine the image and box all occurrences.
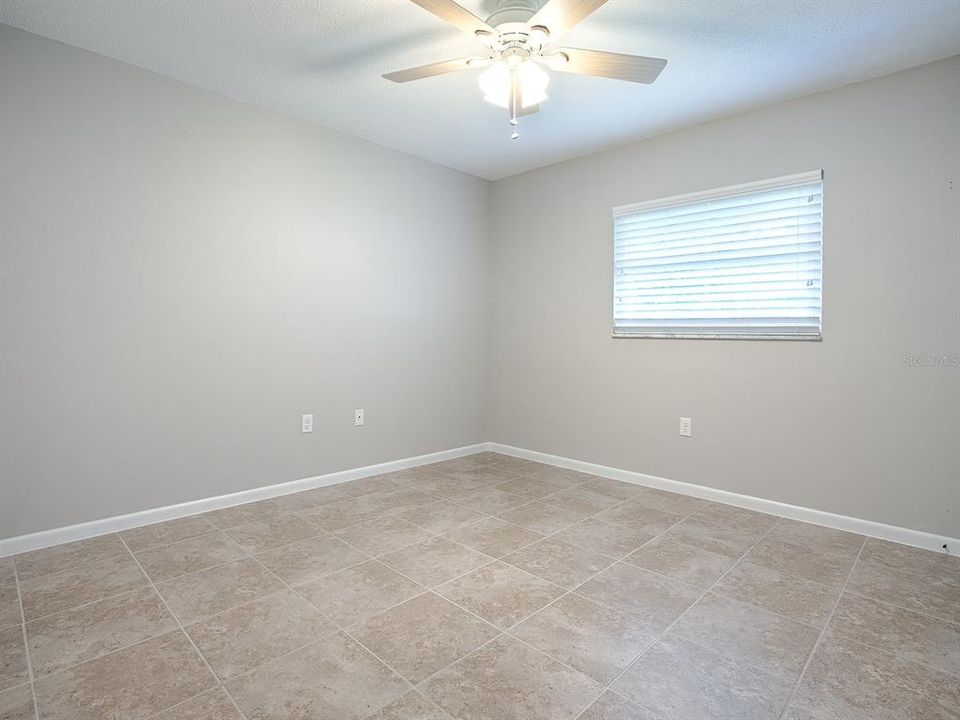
[611,170,824,341]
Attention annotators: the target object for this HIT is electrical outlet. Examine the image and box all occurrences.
[301,414,313,434]
[354,408,365,427]
[680,417,692,437]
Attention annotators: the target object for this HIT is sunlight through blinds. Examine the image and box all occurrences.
[613,170,823,339]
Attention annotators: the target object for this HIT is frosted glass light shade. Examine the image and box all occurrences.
[479,60,549,109]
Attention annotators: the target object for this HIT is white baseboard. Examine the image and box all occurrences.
[0,443,488,557]
[3,440,954,558]
[487,442,957,555]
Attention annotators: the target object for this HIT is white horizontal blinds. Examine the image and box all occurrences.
[613,171,823,338]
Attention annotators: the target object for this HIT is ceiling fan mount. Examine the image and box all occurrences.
[383,0,667,140]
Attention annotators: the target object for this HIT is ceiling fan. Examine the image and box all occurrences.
[382,0,667,139]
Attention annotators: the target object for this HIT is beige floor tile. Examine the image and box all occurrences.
[713,559,839,626]
[134,532,247,583]
[624,537,734,588]
[0,683,35,720]
[202,499,284,530]
[366,690,449,720]
[830,592,960,677]
[448,487,528,515]
[350,593,499,683]
[295,560,423,626]
[436,561,564,628]
[156,558,283,625]
[503,538,611,588]
[577,691,664,720]
[430,455,500,474]
[15,535,129,583]
[486,456,553,476]
[26,586,176,677]
[765,519,864,558]
[523,467,598,488]
[693,504,780,535]
[858,538,960,587]
[152,688,243,719]
[254,533,367,586]
[553,518,653,559]
[33,630,214,720]
[450,467,524,486]
[657,518,762,559]
[186,589,336,680]
[445,518,543,558]
[271,484,349,511]
[423,635,602,720]
[379,465,450,484]
[612,635,794,720]
[575,562,701,629]
[225,632,407,720]
[406,475,485,498]
[380,537,493,588]
[672,592,820,681]
[120,516,219,552]
[592,502,684,539]
[334,476,401,498]
[298,495,392,530]
[221,512,322,554]
[542,488,622,515]
[367,488,440,515]
[580,478,647,501]
[786,631,959,720]
[333,516,434,557]
[496,501,585,535]
[511,594,659,683]
[395,500,489,534]
[19,554,147,621]
[747,537,858,586]
[0,627,28,692]
[846,557,960,624]
[495,476,571,499]
[616,487,715,516]
[0,563,20,632]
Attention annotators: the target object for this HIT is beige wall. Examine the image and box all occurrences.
[489,57,960,538]
[0,27,491,538]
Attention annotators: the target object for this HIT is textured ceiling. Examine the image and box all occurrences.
[2,0,959,179]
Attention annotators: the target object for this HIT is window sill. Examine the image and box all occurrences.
[611,332,823,341]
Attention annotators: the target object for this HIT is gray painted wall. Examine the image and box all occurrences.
[489,57,960,538]
[0,27,490,538]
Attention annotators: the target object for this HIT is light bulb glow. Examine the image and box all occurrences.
[478,60,549,109]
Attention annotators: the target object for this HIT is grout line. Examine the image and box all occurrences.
[117,535,250,720]
[574,516,788,716]
[11,563,40,720]
[776,537,868,720]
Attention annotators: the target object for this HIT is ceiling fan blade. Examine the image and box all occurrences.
[407,0,496,37]
[518,104,539,116]
[528,0,608,40]
[383,57,481,83]
[553,48,667,84]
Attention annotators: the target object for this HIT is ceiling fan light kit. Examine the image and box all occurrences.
[383,0,667,140]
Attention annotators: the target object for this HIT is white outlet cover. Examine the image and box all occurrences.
[301,414,314,433]
[680,417,692,437]
[354,409,365,427]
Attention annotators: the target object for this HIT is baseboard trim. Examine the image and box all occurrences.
[0,443,488,557]
[486,442,957,554]
[3,440,954,558]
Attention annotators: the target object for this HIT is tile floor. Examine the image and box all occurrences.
[1,452,957,720]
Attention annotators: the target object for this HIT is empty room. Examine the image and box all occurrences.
[1,1,958,718]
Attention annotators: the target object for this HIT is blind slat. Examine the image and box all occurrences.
[612,173,823,338]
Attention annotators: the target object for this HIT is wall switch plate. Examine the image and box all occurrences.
[680,417,692,437]
[354,408,365,427]
[301,414,313,433]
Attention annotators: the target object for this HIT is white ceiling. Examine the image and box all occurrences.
[3,0,959,180]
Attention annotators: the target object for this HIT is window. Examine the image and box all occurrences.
[612,170,823,339]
